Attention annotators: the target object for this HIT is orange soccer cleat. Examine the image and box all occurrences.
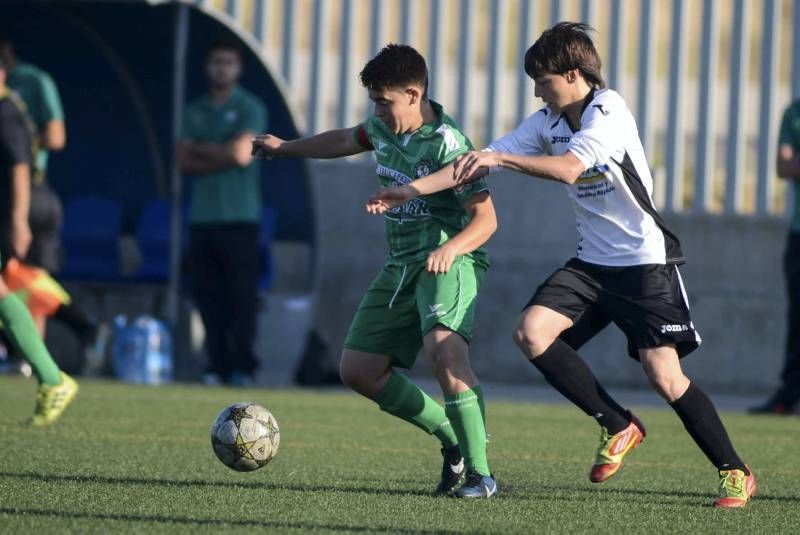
[714,465,757,508]
[589,413,646,483]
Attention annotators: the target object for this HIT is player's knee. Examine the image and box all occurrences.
[512,321,554,358]
[512,317,529,347]
[339,354,389,396]
[429,344,467,375]
[338,359,363,390]
[512,326,530,350]
[644,368,686,401]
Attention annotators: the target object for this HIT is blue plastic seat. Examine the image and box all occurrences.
[135,201,275,287]
[60,196,122,280]
[136,199,182,282]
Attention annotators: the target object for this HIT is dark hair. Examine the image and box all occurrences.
[359,44,428,97]
[206,37,243,60]
[524,22,605,88]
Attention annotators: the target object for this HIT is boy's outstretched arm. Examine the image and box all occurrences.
[454,150,586,184]
[365,163,488,214]
[426,191,497,274]
[252,127,368,159]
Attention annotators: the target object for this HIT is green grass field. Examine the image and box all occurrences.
[1,376,798,533]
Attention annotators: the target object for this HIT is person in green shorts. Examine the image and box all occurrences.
[0,57,77,425]
[252,44,498,498]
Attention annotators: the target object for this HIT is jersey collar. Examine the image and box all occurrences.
[579,88,597,116]
[415,100,445,135]
[396,100,445,139]
[372,100,445,140]
[557,88,597,133]
[204,85,241,108]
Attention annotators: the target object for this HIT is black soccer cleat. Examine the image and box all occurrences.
[435,445,465,495]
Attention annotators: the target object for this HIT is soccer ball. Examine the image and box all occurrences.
[211,402,280,471]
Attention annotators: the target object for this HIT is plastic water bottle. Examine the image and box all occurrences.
[111,315,173,385]
[145,317,173,385]
[112,315,143,383]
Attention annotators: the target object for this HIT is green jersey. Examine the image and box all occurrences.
[355,101,490,266]
[779,100,800,232]
[182,86,267,225]
[7,61,64,176]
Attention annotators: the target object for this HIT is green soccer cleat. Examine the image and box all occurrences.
[714,466,757,508]
[29,372,79,426]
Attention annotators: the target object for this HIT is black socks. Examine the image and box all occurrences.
[531,339,630,434]
[670,382,748,474]
[531,340,748,475]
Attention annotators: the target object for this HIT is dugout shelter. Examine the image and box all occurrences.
[3,0,314,324]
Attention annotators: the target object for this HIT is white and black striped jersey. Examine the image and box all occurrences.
[487,88,683,267]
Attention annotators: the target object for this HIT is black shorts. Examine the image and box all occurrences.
[0,182,63,273]
[528,258,701,360]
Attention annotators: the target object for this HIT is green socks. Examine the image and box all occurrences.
[476,384,487,432]
[375,374,491,476]
[376,372,458,447]
[445,386,491,476]
[0,293,61,386]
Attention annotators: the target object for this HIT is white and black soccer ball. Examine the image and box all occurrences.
[211,402,280,472]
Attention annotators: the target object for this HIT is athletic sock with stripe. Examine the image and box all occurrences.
[444,387,491,476]
[531,339,630,434]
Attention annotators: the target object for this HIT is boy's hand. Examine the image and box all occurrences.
[365,185,416,214]
[251,134,285,159]
[453,152,497,183]
[11,219,32,258]
[426,243,458,274]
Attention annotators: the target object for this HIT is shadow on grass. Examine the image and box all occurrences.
[507,481,800,505]
[0,470,433,498]
[0,506,450,533]
[3,470,796,507]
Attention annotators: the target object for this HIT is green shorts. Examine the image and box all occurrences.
[344,255,485,369]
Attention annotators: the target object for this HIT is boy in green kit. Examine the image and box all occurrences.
[252,44,498,498]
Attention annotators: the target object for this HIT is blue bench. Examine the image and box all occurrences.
[60,196,122,281]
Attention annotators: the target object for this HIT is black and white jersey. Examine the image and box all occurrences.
[487,88,683,267]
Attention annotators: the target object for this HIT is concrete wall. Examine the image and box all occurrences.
[47,159,787,395]
[309,160,789,394]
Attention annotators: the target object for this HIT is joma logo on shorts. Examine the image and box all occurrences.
[551,136,571,144]
[661,324,689,333]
